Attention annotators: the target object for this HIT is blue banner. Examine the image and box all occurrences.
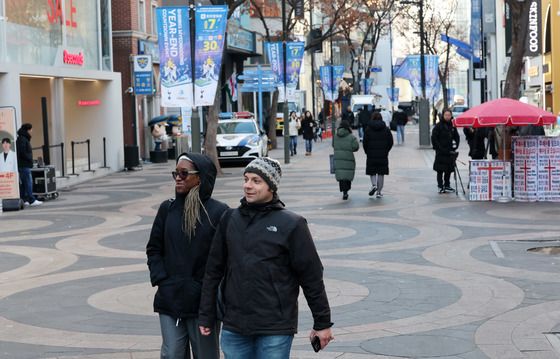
[470,0,481,60]
[156,7,192,107]
[133,55,153,95]
[332,65,345,100]
[387,87,399,103]
[393,55,439,100]
[320,66,333,102]
[362,78,373,95]
[446,88,455,103]
[265,42,283,86]
[194,5,228,106]
[285,42,305,90]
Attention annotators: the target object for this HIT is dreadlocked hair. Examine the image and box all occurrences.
[182,185,214,238]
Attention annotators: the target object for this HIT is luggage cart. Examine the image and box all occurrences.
[31,166,59,200]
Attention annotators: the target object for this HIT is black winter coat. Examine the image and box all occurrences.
[16,128,33,168]
[463,127,486,160]
[432,120,460,172]
[146,153,228,319]
[301,117,316,140]
[358,109,371,128]
[393,111,408,126]
[363,119,393,175]
[199,198,332,336]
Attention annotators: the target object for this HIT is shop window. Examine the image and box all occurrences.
[151,3,158,35]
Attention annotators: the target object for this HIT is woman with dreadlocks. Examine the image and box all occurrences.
[147,153,229,359]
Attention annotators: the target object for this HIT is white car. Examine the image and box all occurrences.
[217,112,269,164]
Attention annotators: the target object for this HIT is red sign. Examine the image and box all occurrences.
[47,0,77,28]
[78,100,101,107]
[63,50,84,66]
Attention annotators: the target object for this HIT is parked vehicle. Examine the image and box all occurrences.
[451,105,469,118]
[217,112,268,165]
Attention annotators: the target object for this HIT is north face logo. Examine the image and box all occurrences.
[266,226,278,232]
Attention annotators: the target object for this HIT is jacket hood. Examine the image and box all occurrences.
[367,119,386,131]
[176,152,217,201]
[17,127,31,140]
[336,127,351,137]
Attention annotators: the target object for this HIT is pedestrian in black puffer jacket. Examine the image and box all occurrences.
[363,112,393,198]
[199,157,333,357]
[147,152,228,359]
[432,109,460,193]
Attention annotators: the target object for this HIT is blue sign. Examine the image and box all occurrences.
[362,78,373,94]
[387,87,399,103]
[285,42,305,89]
[370,66,382,73]
[156,7,192,107]
[320,66,333,102]
[470,0,482,59]
[133,55,153,95]
[265,42,283,86]
[394,55,439,100]
[194,5,228,106]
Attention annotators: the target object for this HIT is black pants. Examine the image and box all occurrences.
[339,180,351,193]
[437,171,452,188]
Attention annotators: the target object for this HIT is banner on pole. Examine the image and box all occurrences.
[0,107,20,200]
[285,42,305,101]
[194,5,228,106]
[332,65,344,101]
[265,42,283,88]
[156,7,193,107]
[386,87,399,103]
[320,66,333,102]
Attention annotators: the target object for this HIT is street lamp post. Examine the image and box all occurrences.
[282,0,290,164]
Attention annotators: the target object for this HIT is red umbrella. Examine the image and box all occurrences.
[453,98,556,128]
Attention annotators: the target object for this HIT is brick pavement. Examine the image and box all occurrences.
[1,124,559,358]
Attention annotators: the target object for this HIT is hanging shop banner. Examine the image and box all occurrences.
[537,137,560,202]
[156,7,192,107]
[265,42,283,87]
[393,55,439,99]
[469,160,512,201]
[524,0,541,57]
[361,79,373,95]
[332,65,345,100]
[0,107,20,200]
[320,66,333,102]
[285,42,305,101]
[513,136,539,202]
[133,55,154,95]
[426,55,440,100]
[194,5,228,106]
[470,0,482,59]
[446,88,455,103]
[386,87,399,103]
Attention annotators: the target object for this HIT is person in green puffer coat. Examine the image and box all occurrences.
[332,120,359,200]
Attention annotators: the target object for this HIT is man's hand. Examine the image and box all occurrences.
[199,326,212,336]
[309,328,334,350]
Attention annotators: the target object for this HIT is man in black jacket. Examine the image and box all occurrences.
[16,123,42,206]
[431,109,460,193]
[147,153,228,359]
[199,157,333,358]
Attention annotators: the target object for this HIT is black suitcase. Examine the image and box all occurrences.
[2,198,23,211]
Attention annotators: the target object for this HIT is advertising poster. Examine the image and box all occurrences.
[537,137,560,202]
[156,7,193,107]
[194,5,228,106]
[265,42,283,89]
[0,107,20,200]
[469,160,511,201]
[387,87,399,103]
[320,66,333,102]
[285,42,305,101]
[332,65,345,101]
[512,136,538,201]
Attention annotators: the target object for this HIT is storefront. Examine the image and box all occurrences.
[0,0,124,175]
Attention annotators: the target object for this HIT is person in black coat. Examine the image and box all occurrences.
[147,153,228,359]
[301,110,316,155]
[357,105,370,141]
[16,123,42,206]
[432,109,460,193]
[463,127,487,160]
[392,109,408,145]
[363,112,394,198]
[199,157,334,356]
[342,105,356,128]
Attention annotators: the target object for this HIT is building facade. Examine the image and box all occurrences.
[0,0,124,175]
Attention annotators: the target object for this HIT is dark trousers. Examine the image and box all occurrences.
[437,171,452,188]
[339,180,351,193]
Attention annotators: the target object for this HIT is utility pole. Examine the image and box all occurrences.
[189,0,201,153]
[282,0,290,163]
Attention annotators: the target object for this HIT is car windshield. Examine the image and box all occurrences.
[218,121,257,134]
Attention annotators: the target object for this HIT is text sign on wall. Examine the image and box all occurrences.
[469,160,512,201]
[525,0,541,57]
[133,55,154,96]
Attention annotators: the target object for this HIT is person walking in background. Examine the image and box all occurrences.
[333,120,359,200]
[392,108,408,145]
[363,112,393,198]
[301,111,316,156]
[342,105,355,129]
[198,157,334,358]
[147,153,228,359]
[357,105,370,142]
[285,111,301,156]
[432,109,460,193]
[16,123,42,206]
